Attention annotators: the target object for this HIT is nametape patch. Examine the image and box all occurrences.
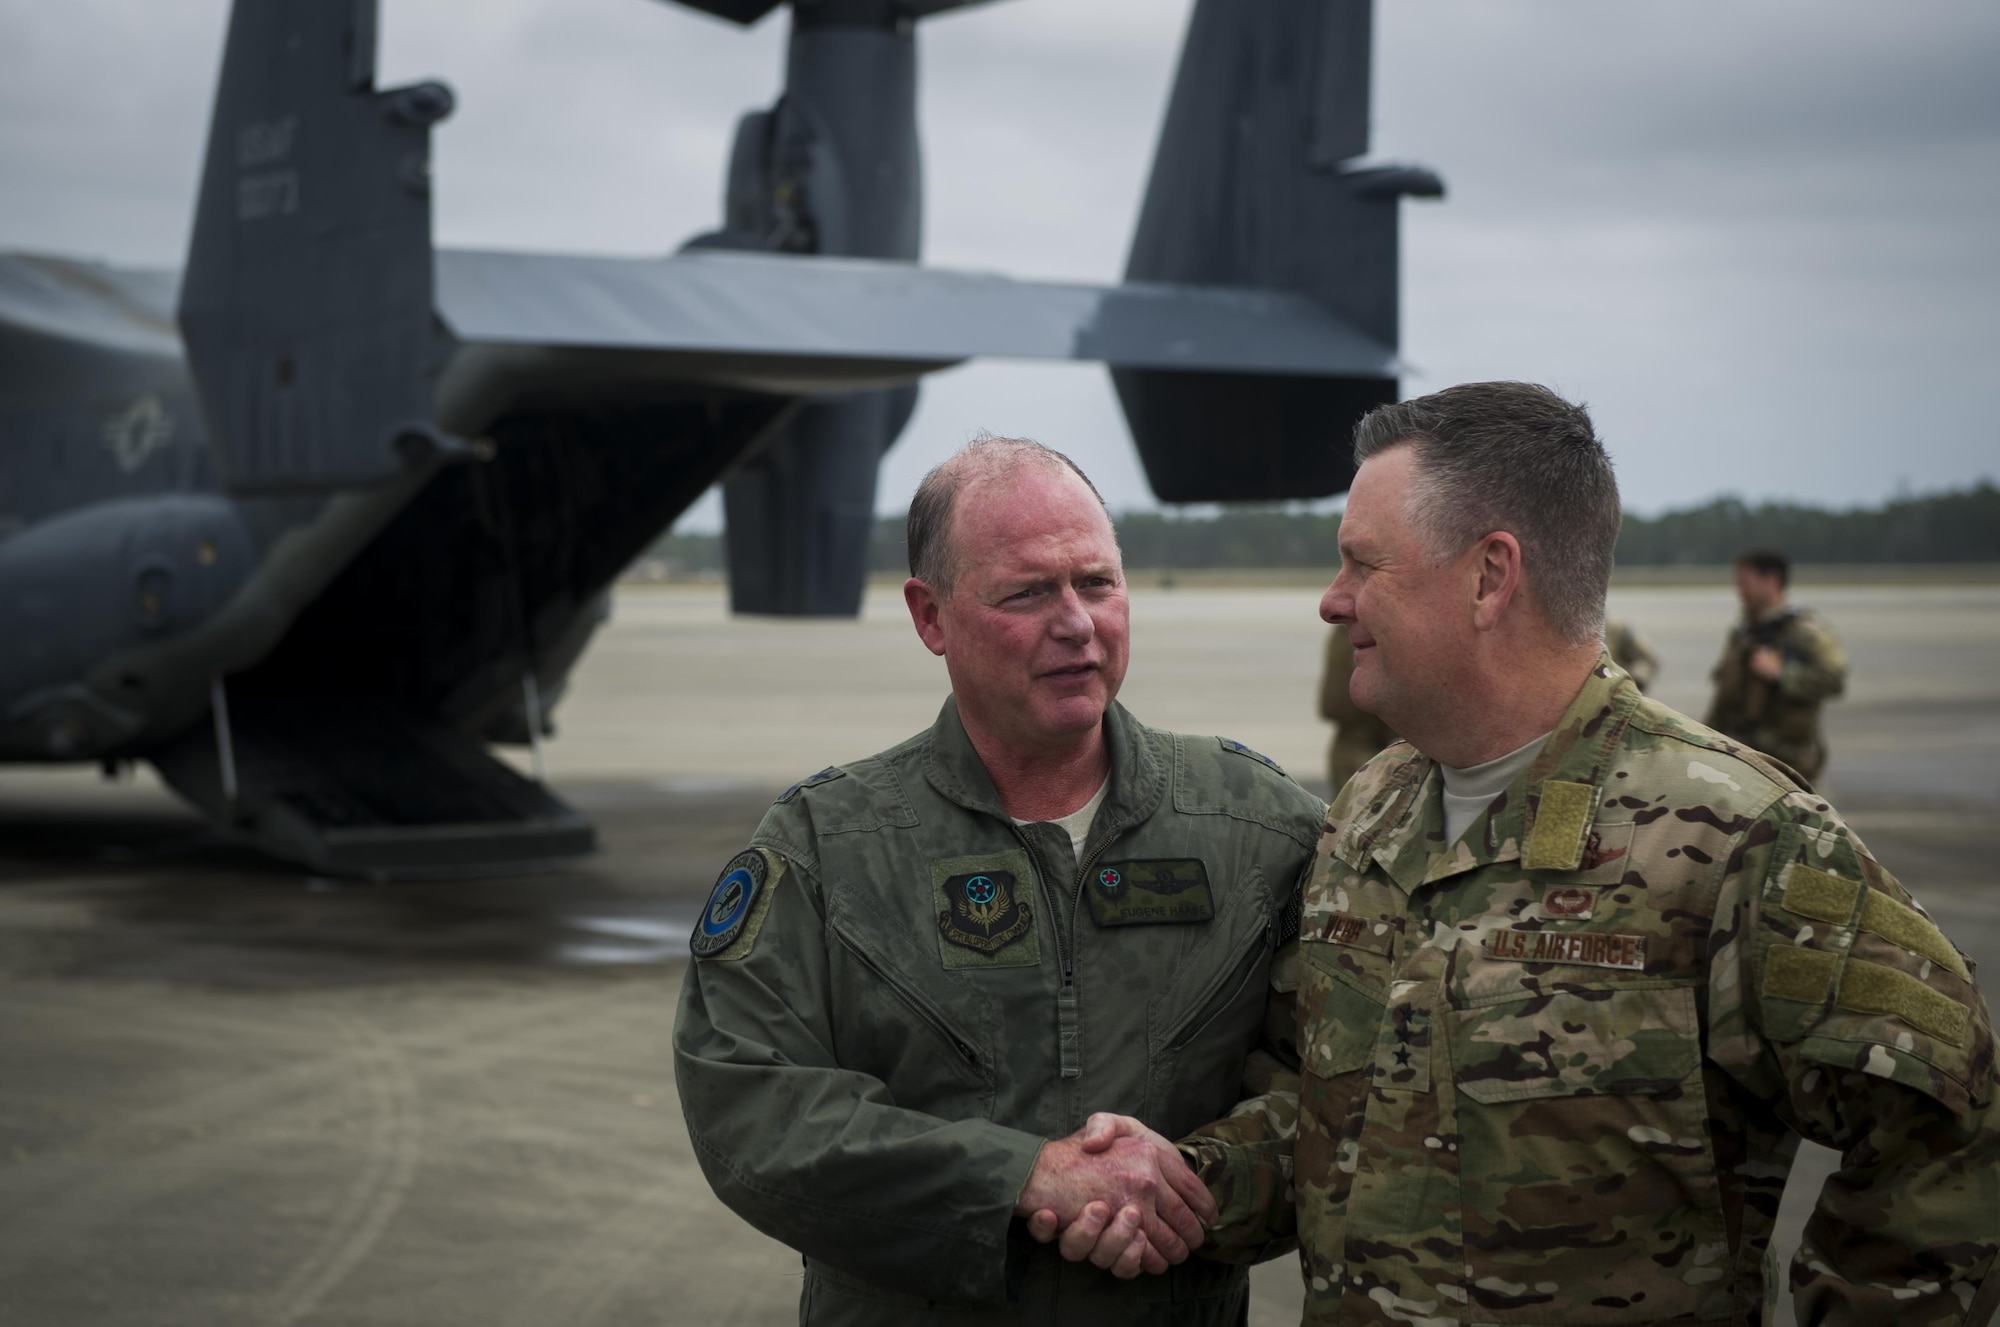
[1085,859,1215,927]
[1483,928,1647,971]
[1317,911,1399,955]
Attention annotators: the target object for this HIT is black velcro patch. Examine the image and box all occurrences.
[1085,859,1215,927]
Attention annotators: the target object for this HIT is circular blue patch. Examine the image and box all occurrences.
[1097,868,1122,891]
[691,850,768,958]
[962,874,997,906]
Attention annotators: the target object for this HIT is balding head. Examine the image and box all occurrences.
[907,435,1111,597]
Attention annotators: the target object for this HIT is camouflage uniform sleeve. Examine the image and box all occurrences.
[673,838,1047,1304]
[1709,792,2000,1325]
[1778,614,1848,705]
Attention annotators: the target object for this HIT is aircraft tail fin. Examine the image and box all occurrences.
[178,0,456,492]
[1116,0,1441,502]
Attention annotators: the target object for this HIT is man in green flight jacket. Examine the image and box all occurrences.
[674,435,1325,1325]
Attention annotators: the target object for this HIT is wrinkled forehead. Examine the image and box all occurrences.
[950,462,1117,558]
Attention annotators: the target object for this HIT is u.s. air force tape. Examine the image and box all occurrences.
[691,850,770,959]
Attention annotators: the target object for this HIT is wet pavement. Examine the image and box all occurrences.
[1,581,1996,1326]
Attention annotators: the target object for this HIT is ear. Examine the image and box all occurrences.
[1470,532,1523,632]
[905,578,949,657]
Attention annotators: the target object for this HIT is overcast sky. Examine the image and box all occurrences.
[3,0,1995,527]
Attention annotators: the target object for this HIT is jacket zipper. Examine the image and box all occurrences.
[832,927,980,1067]
[1014,825,1119,1080]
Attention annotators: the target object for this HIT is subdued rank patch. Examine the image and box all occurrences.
[776,765,844,804]
[692,849,777,960]
[1524,780,1598,870]
[1086,859,1215,927]
[1482,927,1647,971]
[1218,738,1285,776]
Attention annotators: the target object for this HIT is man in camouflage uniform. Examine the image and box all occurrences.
[674,437,1324,1325]
[1054,383,2000,1325]
[1319,624,1399,793]
[1605,617,1660,692]
[1708,549,1848,783]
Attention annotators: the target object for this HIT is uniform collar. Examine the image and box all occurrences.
[923,696,1164,838]
[1334,655,1640,893]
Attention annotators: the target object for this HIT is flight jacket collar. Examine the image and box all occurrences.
[921,696,1166,847]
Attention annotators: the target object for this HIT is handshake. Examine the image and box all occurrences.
[1012,1112,1218,1279]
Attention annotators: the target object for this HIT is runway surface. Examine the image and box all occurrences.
[2,580,1996,1326]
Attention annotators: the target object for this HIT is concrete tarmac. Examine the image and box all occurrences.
[1,581,1995,1326]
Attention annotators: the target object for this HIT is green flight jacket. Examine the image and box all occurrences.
[1185,658,2000,1326]
[674,697,1323,1326]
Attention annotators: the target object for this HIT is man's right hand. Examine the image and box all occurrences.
[1016,1111,1216,1279]
[1014,1113,1216,1278]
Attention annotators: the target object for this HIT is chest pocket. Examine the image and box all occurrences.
[1450,985,1729,1324]
[1297,932,1391,1079]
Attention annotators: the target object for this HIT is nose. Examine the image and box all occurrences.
[1051,585,1095,642]
[1320,565,1356,626]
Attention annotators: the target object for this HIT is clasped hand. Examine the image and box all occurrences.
[1013,1112,1217,1279]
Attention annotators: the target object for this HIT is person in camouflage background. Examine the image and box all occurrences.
[1052,383,2000,1325]
[1605,617,1660,692]
[1708,549,1848,783]
[1320,624,1400,793]
[674,437,1324,1325]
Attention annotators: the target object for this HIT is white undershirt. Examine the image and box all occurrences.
[1440,733,1553,846]
[1013,776,1111,861]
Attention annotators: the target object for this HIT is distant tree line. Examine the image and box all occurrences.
[638,481,1999,576]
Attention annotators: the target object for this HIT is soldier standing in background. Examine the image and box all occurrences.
[1707,549,1847,783]
[1318,625,1398,793]
[1604,617,1660,692]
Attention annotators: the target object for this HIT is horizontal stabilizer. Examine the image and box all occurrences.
[435,248,1393,398]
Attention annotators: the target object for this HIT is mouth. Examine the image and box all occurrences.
[1040,662,1100,682]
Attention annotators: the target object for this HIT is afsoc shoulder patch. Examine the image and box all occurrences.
[777,765,845,804]
[1219,737,1286,776]
[691,849,781,960]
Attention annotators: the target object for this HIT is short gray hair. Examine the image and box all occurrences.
[1352,382,1620,644]
[906,435,1109,597]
